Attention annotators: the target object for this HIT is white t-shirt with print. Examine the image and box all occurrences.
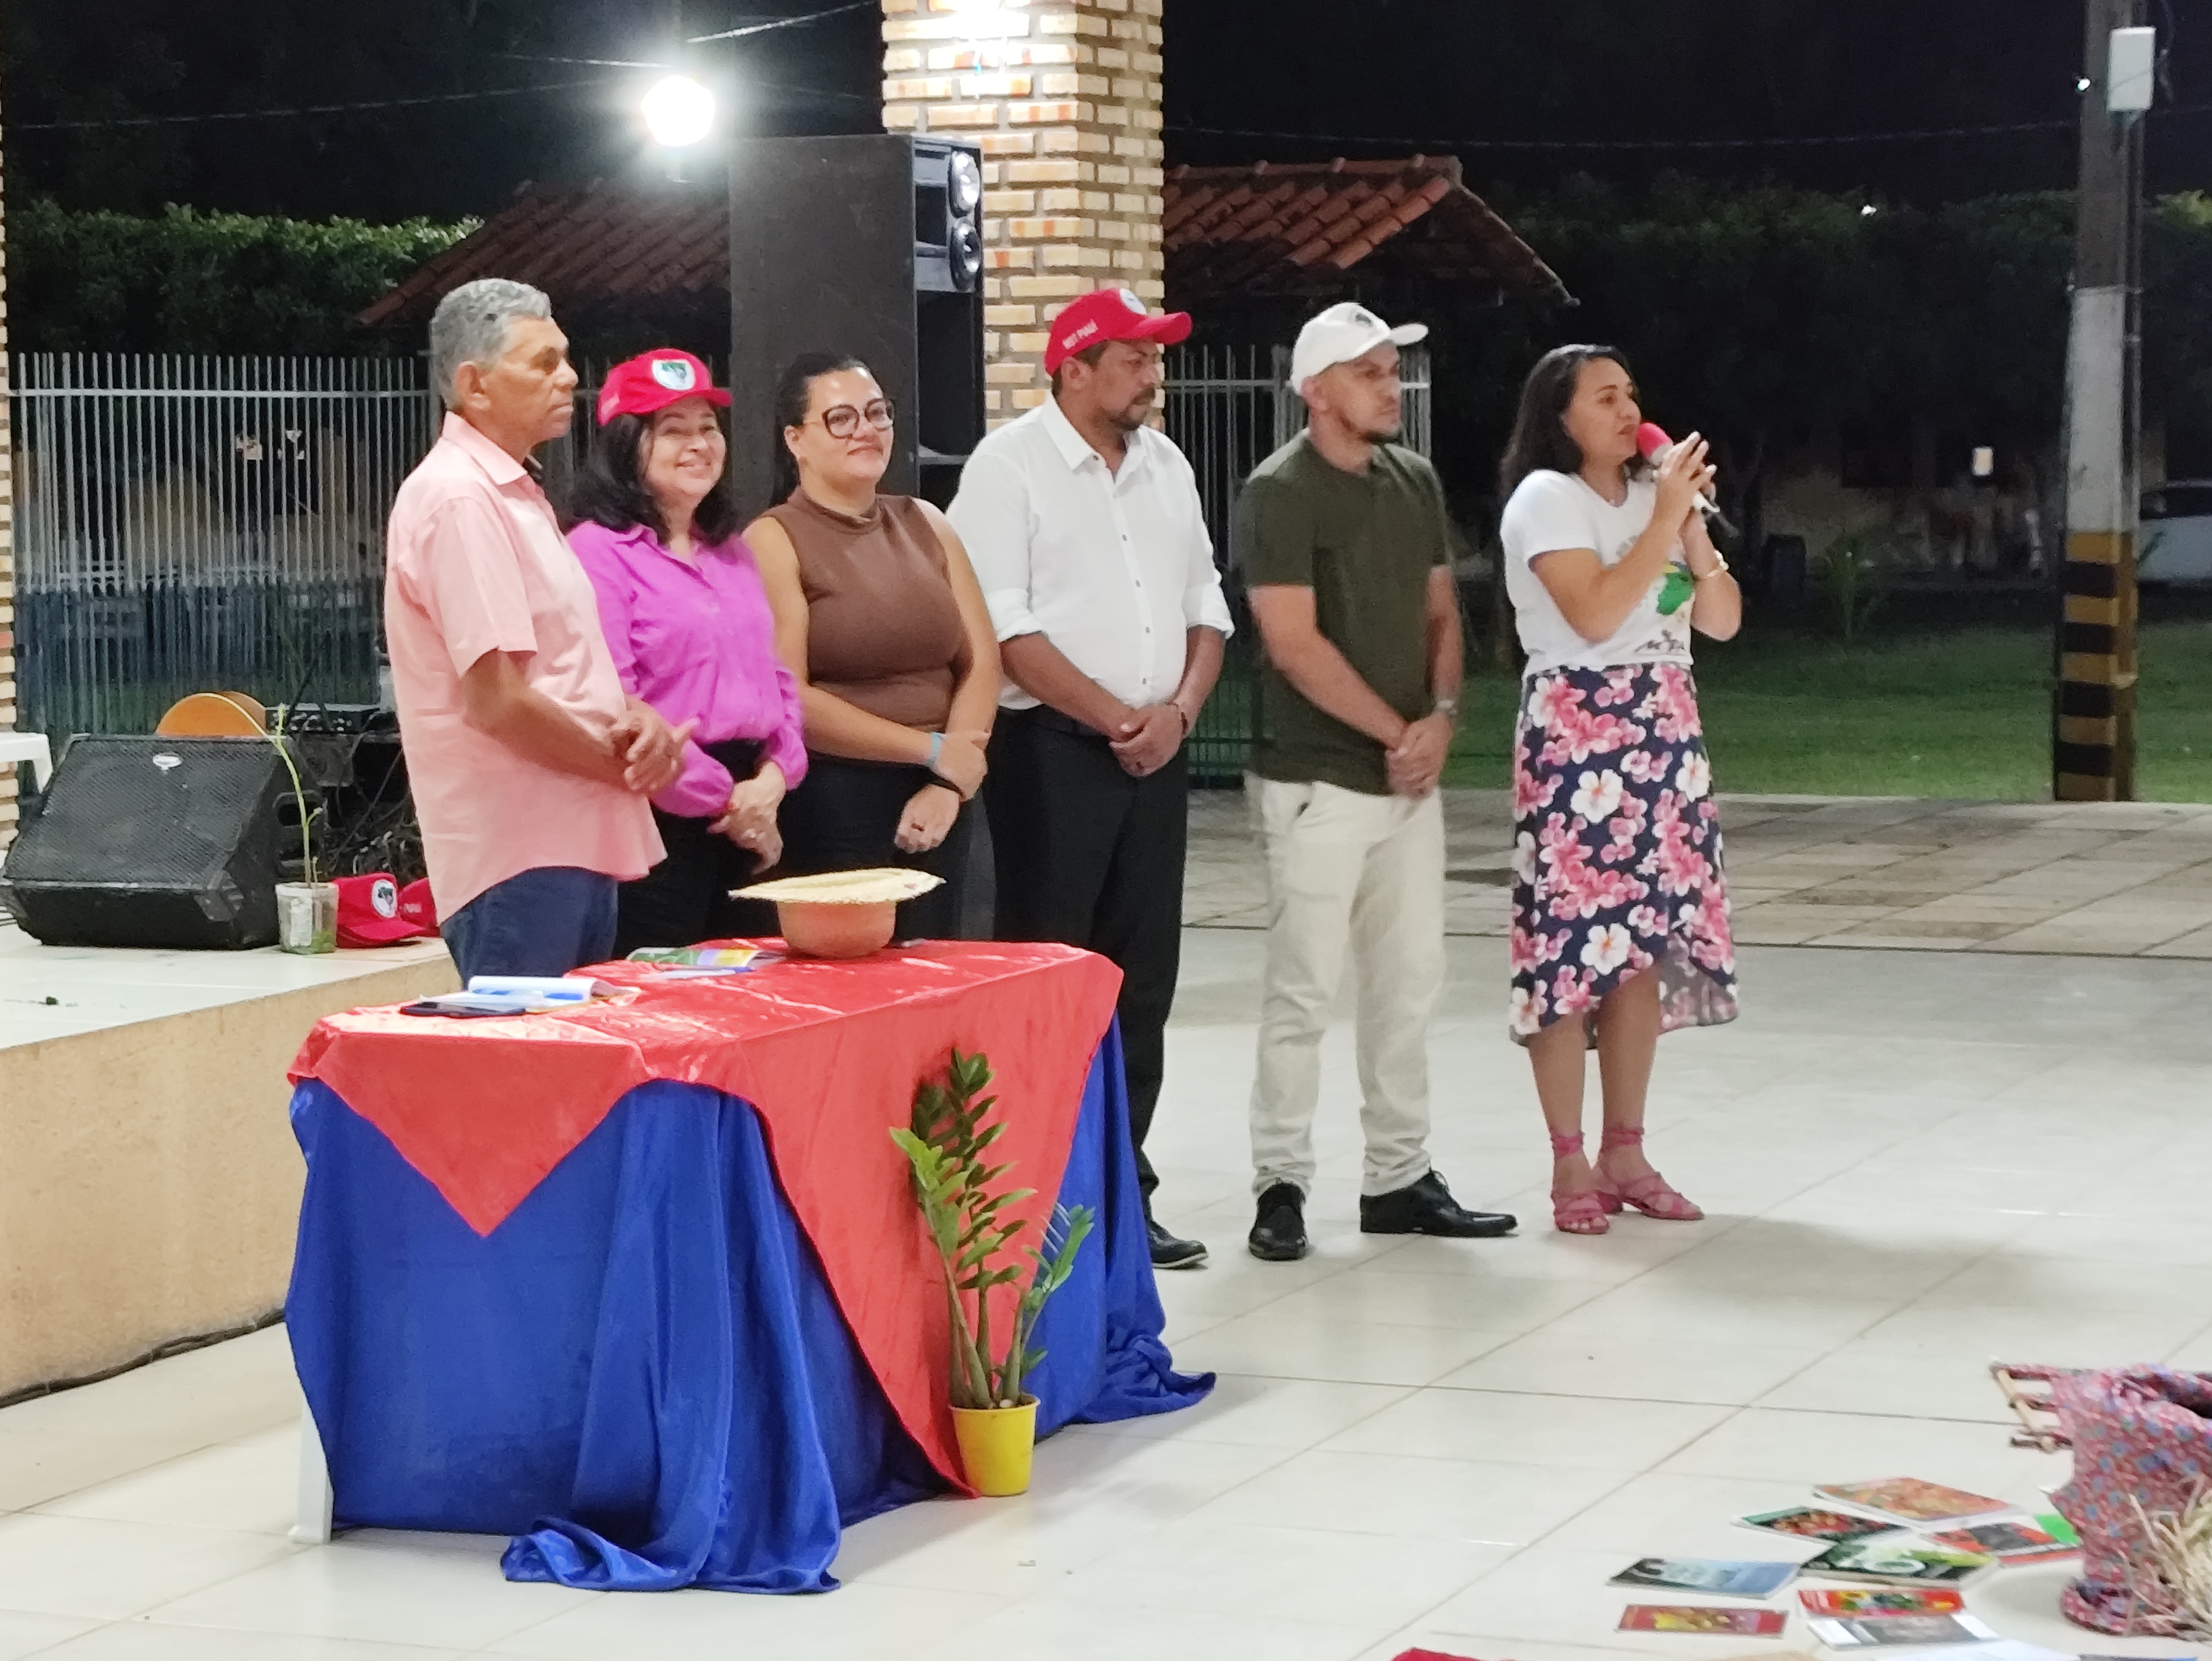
[1500,468,1692,675]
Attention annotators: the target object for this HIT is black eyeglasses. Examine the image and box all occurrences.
[813,398,896,439]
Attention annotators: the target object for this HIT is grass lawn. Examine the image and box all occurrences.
[1444,618,2212,800]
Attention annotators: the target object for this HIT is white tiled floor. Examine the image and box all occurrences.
[5,930,2212,1659]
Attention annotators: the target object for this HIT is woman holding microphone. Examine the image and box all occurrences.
[1497,345,1740,1236]
[569,349,805,957]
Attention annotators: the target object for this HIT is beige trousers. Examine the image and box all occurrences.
[1246,777,1446,1198]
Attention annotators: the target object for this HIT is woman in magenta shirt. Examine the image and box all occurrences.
[568,350,807,956]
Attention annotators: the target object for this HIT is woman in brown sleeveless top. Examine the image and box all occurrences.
[747,354,1000,939]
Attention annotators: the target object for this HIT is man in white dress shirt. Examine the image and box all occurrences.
[949,288,1233,1270]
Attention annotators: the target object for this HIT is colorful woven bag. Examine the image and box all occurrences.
[2031,1365,2212,1635]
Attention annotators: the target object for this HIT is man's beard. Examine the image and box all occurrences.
[1107,398,1154,433]
[1358,418,1403,445]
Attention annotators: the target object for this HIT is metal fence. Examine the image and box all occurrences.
[11,343,1433,787]
[1161,342,1433,782]
[12,354,435,739]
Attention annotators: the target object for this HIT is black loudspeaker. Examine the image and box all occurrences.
[729,134,986,509]
[0,736,288,949]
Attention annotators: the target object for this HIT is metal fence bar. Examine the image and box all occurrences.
[11,353,437,741]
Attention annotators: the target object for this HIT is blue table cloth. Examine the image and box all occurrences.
[285,1025,1211,1593]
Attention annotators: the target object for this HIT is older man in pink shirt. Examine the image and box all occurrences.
[385,278,686,981]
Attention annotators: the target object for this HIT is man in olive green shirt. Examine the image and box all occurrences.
[1237,303,1517,1262]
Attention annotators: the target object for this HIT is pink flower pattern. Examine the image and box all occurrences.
[1534,678,1648,769]
[1509,665,1738,1042]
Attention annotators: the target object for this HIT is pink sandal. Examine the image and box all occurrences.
[1549,1131,1610,1235]
[1592,1126,1703,1221]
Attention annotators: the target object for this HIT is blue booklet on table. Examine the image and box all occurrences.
[1610,1556,1800,1597]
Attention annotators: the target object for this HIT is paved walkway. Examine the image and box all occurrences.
[1186,789,2212,959]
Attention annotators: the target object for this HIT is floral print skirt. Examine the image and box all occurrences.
[1509,662,1738,1044]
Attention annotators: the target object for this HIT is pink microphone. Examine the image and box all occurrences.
[1636,422,1726,526]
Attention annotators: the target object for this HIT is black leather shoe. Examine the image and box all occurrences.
[1146,1215,1209,1271]
[1248,1182,1309,1261]
[1359,1171,1517,1238]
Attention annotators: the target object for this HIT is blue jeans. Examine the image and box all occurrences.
[440,867,619,984]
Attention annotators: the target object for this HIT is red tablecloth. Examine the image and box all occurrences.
[289,941,1124,1484]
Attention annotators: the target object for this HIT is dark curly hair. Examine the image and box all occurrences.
[568,405,741,546]
[1498,343,1648,499]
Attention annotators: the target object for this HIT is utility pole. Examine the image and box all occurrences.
[2054,0,2154,801]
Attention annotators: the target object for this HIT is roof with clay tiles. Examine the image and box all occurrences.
[359,180,726,327]
[1163,155,1569,304]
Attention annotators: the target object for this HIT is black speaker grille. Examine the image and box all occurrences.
[11,738,283,888]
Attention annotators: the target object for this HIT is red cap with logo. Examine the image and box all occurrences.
[334,873,441,948]
[595,349,732,426]
[1044,288,1193,375]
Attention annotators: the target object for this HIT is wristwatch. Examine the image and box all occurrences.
[1433,696,1460,724]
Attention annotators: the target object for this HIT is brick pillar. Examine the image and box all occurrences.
[882,0,1165,428]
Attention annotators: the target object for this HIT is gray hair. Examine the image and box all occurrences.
[429,278,553,410]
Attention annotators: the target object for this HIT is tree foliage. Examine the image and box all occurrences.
[10,199,472,355]
[1171,1,2212,204]
[1425,177,2212,518]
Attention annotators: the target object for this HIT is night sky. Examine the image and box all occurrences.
[4,0,2209,221]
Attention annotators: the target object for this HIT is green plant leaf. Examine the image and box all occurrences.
[896,1050,1093,1412]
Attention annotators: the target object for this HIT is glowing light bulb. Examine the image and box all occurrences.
[642,75,715,148]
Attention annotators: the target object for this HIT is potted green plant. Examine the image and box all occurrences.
[267,707,335,954]
[891,1048,1094,1496]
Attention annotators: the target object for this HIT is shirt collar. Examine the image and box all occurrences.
[1039,392,1151,481]
[441,411,536,488]
[612,519,730,565]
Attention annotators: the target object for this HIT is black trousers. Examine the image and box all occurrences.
[777,753,974,941]
[985,707,1187,1201]
[613,739,778,958]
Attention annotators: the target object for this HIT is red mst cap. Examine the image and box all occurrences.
[334,873,439,948]
[1045,288,1193,375]
[397,878,438,932]
[596,349,732,425]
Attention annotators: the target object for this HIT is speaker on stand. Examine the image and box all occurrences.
[728,135,986,511]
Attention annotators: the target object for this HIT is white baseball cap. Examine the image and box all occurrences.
[1289,302,1429,390]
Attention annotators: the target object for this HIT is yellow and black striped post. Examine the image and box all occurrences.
[2056,531,2136,801]
[2054,0,2147,802]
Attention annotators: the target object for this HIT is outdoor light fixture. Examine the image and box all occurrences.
[642,74,716,148]
[1860,204,1878,217]
[948,151,982,216]
[1972,446,1995,479]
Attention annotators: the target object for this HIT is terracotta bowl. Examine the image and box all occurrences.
[775,898,897,960]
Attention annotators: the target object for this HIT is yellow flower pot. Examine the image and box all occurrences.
[951,1395,1038,1496]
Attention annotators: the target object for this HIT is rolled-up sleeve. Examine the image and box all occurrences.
[653,742,736,820]
[947,450,1041,642]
